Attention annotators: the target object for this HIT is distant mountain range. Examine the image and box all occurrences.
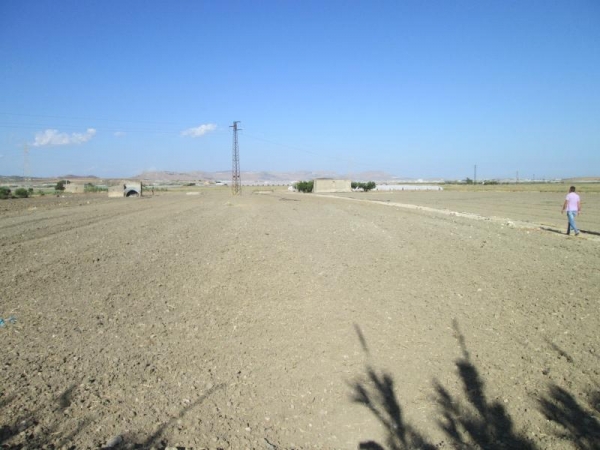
[134,170,404,182]
[2,171,598,184]
[0,170,403,183]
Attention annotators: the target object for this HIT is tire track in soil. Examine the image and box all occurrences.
[0,197,205,247]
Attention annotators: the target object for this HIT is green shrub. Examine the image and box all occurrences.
[14,188,29,198]
[351,181,376,192]
[84,183,107,193]
[294,180,313,193]
[363,181,376,192]
[55,180,67,191]
[0,187,11,199]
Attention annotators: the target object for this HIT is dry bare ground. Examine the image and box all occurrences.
[1,190,599,449]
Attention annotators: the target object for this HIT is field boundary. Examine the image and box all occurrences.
[314,193,600,242]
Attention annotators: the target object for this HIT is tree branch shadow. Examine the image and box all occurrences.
[538,384,600,450]
[351,321,537,449]
[135,382,225,447]
[545,338,575,364]
[351,362,437,450]
[1,381,224,449]
[349,323,438,450]
[433,320,536,449]
[0,383,92,449]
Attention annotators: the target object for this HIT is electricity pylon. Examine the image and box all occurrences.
[230,121,242,195]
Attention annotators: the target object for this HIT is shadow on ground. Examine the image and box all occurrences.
[132,382,225,448]
[580,229,600,237]
[538,385,600,450]
[539,226,600,237]
[351,321,600,450]
[0,382,224,449]
[540,226,565,235]
[3,323,599,449]
[0,383,92,449]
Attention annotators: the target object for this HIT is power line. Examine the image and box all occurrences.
[2,114,390,172]
[0,123,181,135]
[2,116,406,177]
[23,144,29,184]
[0,112,183,126]
[242,133,387,171]
[0,122,231,137]
[0,113,227,136]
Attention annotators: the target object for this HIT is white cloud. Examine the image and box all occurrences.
[114,131,126,137]
[32,128,97,147]
[181,123,217,137]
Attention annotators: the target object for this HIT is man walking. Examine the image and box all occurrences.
[562,186,581,236]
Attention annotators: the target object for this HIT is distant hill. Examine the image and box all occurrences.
[59,174,99,179]
[563,177,600,183]
[8,171,595,185]
[134,170,401,182]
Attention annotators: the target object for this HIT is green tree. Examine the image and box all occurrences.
[294,180,314,193]
[363,181,376,192]
[352,181,377,192]
[55,180,67,191]
[0,187,11,199]
[14,188,29,198]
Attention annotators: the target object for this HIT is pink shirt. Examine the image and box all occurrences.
[565,192,580,211]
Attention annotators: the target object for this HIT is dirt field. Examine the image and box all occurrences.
[1,189,599,449]
[334,190,600,235]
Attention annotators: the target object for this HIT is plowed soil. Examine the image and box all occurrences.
[1,190,599,449]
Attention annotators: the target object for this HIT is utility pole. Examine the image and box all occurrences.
[230,121,242,195]
[23,144,30,187]
[474,165,477,184]
[516,170,519,184]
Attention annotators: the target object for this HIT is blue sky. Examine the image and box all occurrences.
[1,0,598,179]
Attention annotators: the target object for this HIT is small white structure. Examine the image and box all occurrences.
[108,180,142,198]
[64,182,85,194]
[375,184,443,191]
[313,179,351,193]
